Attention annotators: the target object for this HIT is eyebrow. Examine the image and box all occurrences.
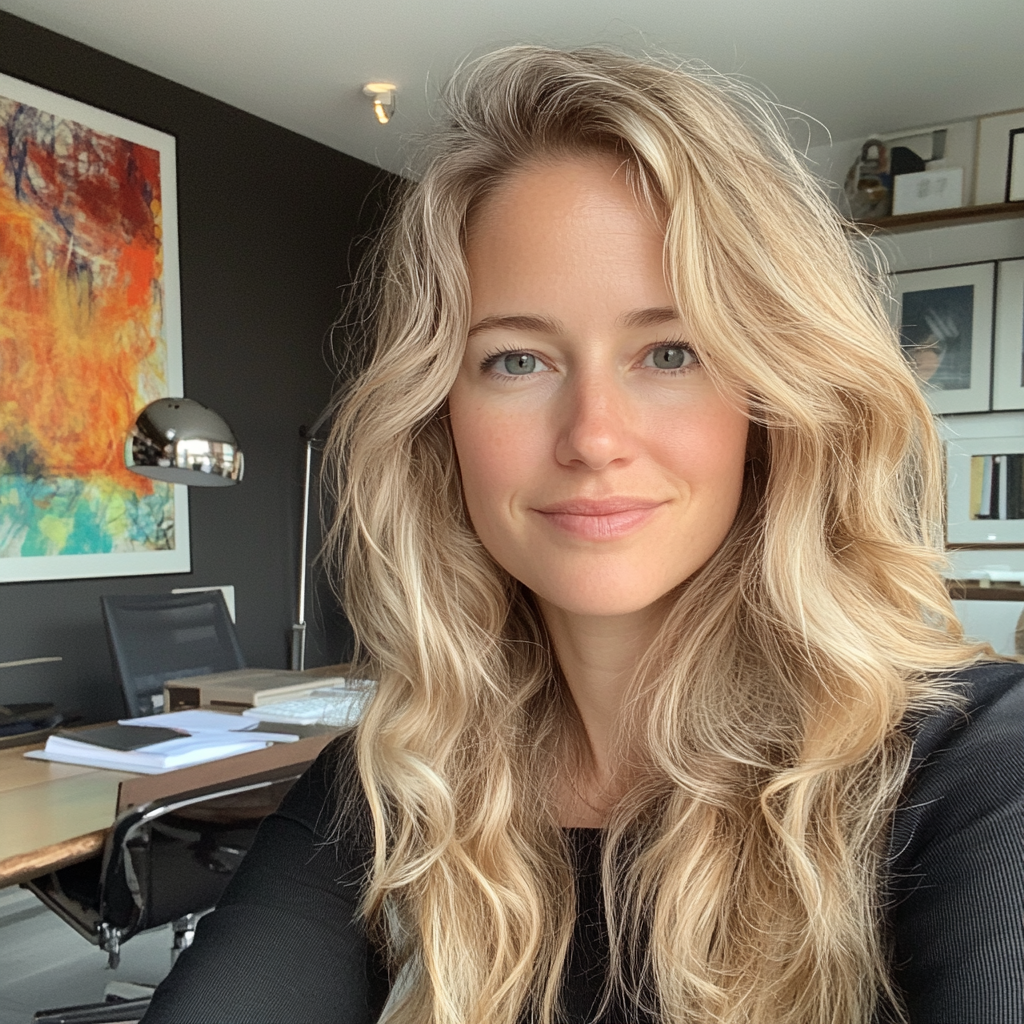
[619,306,680,329]
[466,306,681,338]
[467,314,560,338]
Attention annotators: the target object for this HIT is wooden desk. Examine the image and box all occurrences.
[0,748,135,886]
[0,731,336,888]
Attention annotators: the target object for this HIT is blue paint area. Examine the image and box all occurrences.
[3,102,55,203]
[66,488,114,554]
[5,103,31,201]
[0,475,175,557]
[124,490,175,549]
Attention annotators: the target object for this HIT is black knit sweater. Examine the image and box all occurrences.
[143,662,1024,1023]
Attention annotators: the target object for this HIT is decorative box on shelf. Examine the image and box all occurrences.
[891,167,963,216]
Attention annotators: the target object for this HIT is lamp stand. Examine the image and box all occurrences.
[291,403,334,672]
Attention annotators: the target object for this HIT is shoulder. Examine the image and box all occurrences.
[276,729,365,825]
[274,728,373,850]
[891,660,1024,858]
[896,660,1024,834]
[885,661,1024,1021]
[908,659,1024,768]
[141,730,388,1024]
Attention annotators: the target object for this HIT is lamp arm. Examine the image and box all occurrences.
[302,400,336,443]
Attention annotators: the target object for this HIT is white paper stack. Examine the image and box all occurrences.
[119,709,300,743]
[25,731,271,774]
[23,709,301,774]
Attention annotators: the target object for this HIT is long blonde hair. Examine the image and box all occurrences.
[324,45,984,1024]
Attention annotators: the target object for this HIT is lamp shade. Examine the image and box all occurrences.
[125,398,243,487]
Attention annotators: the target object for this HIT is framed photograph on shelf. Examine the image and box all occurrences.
[1008,128,1024,202]
[0,72,188,583]
[946,435,1024,545]
[973,108,1024,204]
[893,263,995,415]
[992,260,1024,410]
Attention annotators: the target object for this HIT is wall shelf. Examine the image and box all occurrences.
[946,580,1024,601]
[856,202,1024,234]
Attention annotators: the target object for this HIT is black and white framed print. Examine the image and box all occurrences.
[992,259,1024,410]
[893,263,995,415]
[1007,127,1024,202]
[975,108,1024,204]
[946,434,1024,544]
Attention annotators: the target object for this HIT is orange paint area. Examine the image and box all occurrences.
[0,97,174,557]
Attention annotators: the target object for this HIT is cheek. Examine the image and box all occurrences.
[659,404,749,501]
[448,390,540,527]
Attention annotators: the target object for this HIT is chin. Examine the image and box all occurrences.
[527,577,682,620]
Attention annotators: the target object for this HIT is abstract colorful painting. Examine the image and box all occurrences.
[0,73,187,582]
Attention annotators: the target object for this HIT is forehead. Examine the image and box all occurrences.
[464,154,671,321]
[467,151,659,239]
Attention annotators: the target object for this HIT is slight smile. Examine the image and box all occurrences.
[532,498,666,540]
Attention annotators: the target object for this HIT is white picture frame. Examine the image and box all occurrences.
[973,108,1024,205]
[0,73,188,582]
[893,263,995,415]
[992,259,1024,411]
[1009,129,1024,203]
[946,434,1024,544]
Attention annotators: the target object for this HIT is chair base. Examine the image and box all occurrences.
[33,994,152,1024]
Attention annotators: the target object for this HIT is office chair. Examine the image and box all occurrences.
[101,591,246,717]
[27,771,302,1024]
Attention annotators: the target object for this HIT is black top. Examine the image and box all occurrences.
[142,662,1024,1023]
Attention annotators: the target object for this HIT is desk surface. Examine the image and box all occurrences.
[0,748,134,886]
[0,730,336,888]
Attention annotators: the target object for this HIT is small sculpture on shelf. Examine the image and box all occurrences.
[844,138,891,220]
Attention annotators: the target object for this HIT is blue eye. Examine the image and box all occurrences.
[481,350,547,377]
[502,352,537,375]
[645,345,696,370]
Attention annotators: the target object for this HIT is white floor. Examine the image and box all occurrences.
[0,887,172,1024]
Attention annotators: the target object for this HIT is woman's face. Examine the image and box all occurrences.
[447,154,750,620]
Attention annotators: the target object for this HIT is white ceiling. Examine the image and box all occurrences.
[1,0,1022,175]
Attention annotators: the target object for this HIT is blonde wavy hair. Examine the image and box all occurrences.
[324,45,985,1024]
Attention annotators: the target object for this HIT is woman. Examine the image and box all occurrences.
[144,47,1024,1024]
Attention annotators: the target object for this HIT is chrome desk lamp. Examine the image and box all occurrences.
[125,398,243,487]
[125,395,330,672]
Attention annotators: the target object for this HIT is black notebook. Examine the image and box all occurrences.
[53,723,185,751]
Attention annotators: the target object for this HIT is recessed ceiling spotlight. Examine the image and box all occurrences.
[363,82,396,124]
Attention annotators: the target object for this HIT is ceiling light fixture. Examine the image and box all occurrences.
[363,82,396,124]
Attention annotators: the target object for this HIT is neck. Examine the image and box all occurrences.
[538,596,670,823]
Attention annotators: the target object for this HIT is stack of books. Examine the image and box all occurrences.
[163,667,361,712]
[24,709,300,774]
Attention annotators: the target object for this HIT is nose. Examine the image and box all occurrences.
[554,368,637,470]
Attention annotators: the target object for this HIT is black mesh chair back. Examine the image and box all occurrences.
[101,591,245,717]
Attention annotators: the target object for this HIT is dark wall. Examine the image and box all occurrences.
[0,11,394,722]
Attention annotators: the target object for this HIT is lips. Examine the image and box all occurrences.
[532,497,665,540]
